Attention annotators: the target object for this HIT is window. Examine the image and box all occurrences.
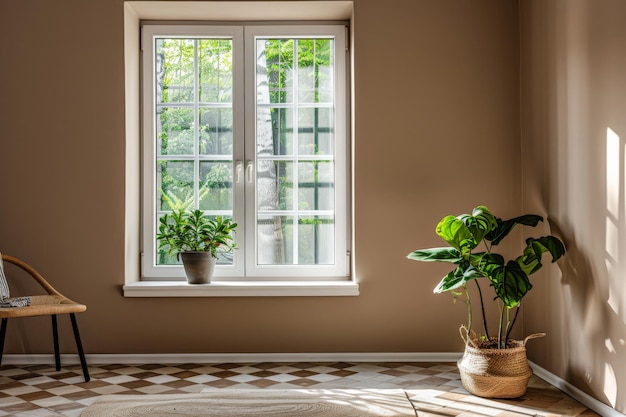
[140,24,350,282]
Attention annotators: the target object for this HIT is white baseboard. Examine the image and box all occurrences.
[1,352,463,365]
[4,353,621,416]
[530,362,625,417]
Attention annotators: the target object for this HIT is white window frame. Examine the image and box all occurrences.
[140,23,350,283]
[122,1,357,297]
[244,25,349,280]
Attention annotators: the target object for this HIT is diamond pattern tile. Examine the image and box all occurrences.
[0,362,601,416]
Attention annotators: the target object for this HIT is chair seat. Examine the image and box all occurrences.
[0,295,86,318]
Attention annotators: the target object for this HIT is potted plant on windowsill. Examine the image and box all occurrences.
[157,209,238,284]
[407,205,565,398]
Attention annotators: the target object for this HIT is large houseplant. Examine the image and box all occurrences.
[407,205,565,398]
[157,209,237,284]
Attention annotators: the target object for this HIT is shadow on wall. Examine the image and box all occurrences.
[552,202,626,411]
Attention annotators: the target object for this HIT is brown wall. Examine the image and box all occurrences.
[521,0,626,412]
[0,0,520,356]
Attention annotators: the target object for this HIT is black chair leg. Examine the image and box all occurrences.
[51,315,61,371]
[69,313,90,382]
[0,318,7,366]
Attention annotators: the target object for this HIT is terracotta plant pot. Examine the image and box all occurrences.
[180,252,216,284]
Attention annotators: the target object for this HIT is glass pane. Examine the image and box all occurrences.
[299,216,334,265]
[297,39,333,104]
[157,161,194,211]
[256,160,293,211]
[298,161,334,211]
[156,39,195,103]
[298,107,334,156]
[199,161,233,211]
[157,107,194,155]
[200,108,233,156]
[259,107,293,156]
[257,215,293,265]
[199,39,233,103]
[261,39,294,105]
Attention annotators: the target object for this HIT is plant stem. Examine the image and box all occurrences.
[504,304,521,344]
[474,280,489,340]
[498,302,505,349]
[464,285,472,335]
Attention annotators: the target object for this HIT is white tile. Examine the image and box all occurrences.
[144,374,179,384]
[99,375,138,384]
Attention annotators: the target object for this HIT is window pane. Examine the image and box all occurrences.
[199,108,233,156]
[157,161,194,211]
[256,160,293,211]
[198,39,233,103]
[156,39,195,103]
[297,39,334,104]
[298,161,334,211]
[298,107,334,156]
[257,215,293,265]
[199,161,233,211]
[298,215,334,264]
[157,107,195,155]
[263,39,294,104]
[263,107,293,156]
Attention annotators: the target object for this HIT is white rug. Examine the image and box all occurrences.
[80,389,417,416]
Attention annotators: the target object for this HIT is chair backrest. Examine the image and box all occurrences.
[0,254,62,297]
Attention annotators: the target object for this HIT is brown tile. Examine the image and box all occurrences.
[171,370,200,378]
[204,379,239,388]
[1,402,40,412]
[289,370,317,377]
[129,371,161,379]
[99,364,129,371]
[136,364,164,370]
[64,389,96,400]
[33,380,66,390]
[251,370,278,378]
[247,379,280,388]
[18,390,55,401]
[164,380,195,388]
[213,363,241,370]
[210,370,238,378]
[329,369,357,377]
[381,369,409,376]
[119,380,153,389]
[289,378,319,387]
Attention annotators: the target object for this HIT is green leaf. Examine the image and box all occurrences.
[486,214,544,245]
[458,206,498,244]
[486,260,532,308]
[435,216,475,258]
[433,267,466,293]
[516,236,566,275]
[407,248,462,263]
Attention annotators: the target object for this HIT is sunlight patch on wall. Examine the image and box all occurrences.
[605,128,622,316]
[604,363,617,408]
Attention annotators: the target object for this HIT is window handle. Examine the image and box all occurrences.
[235,160,243,183]
[246,160,254,183]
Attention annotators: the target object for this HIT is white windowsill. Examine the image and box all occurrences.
[123,280,359,297]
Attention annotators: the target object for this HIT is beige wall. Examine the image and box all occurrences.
[0,1,520,358]
[521,0,626,412]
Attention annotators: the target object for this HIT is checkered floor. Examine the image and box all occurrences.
[0,362,599,416]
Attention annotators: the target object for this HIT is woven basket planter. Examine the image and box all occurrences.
[457,327,544,398]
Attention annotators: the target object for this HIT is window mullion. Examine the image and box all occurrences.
[292,39,300,265]
[193,39,200,209]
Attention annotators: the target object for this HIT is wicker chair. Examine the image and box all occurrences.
[0,254,90,382]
